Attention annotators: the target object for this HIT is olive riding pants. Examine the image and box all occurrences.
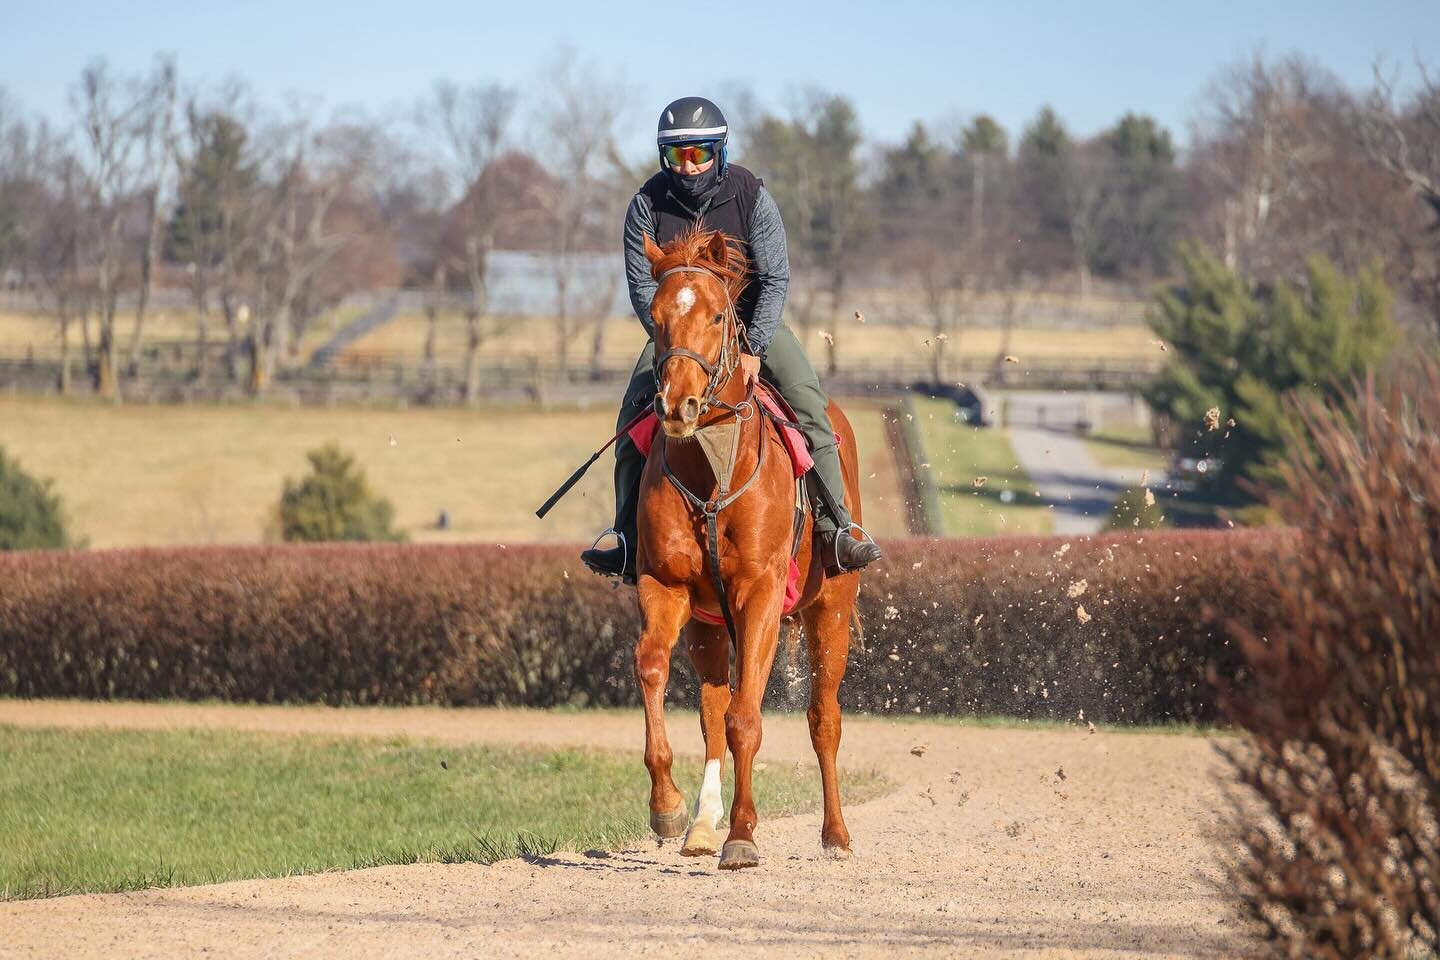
[610,325,851,547]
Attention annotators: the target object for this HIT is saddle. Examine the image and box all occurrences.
[627,381,833,623]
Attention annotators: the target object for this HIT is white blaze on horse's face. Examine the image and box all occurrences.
[656,278,721,439]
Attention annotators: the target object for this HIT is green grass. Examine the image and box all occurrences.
[1083,422,1170,473]
[909,396,1052,536]
[0,725,887,901]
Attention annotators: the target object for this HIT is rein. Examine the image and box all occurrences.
[653,263,761,649]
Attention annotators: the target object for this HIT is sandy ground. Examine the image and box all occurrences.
[0,700,1251,958]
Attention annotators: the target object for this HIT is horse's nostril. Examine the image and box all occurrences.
[681,397,701,422]
[654,394,668,417]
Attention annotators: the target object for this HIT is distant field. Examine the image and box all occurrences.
[910,396,1053,537]
[0,305,369,364]
[0,395,908,549]
[341,312,1161,372]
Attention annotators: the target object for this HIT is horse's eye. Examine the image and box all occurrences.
[712,314,723,326]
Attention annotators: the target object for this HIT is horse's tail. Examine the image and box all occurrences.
[849,607,866,653]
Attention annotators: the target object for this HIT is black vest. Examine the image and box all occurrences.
[640,163,763,326]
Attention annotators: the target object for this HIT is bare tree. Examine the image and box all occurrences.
[425,79,517,404]
[1360,59,1440,332]
[1062,141,1109,299]
[126,56,177,379]
[73,59,151,398]
[242,112,371,393]
[1,99,89,393]
[1189,53,1335,280]
[531,51,627,378]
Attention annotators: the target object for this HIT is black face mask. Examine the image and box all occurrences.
[666,162,722,211]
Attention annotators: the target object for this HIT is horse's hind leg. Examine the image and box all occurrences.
[636,578,691,839]
[801,576,858,856]
[682,622,730,856]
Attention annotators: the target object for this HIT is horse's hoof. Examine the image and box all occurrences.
[718,840,760,870]
[681,820,721,857]
[821,843,853,861]
[650,804,689,839]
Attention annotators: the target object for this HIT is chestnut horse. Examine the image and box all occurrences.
[633,227,863,870]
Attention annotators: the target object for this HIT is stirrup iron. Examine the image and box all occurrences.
[587,527,628,575]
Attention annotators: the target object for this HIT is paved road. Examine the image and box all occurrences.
[994,392,1159,535]
[1008,426,1138,535]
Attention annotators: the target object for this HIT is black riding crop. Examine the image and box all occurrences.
[534,408,654,519]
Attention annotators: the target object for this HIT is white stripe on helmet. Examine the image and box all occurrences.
[657,125,728,142]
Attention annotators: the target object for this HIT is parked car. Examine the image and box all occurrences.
[1168,453,1223,492]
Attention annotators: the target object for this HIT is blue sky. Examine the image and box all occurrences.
[5,0,1438,156]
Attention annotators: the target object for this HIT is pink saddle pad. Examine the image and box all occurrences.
[626,387,827,478]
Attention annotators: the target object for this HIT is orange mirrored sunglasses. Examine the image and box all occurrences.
[662,142,717,167]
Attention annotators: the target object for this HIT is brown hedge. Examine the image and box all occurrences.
[0,530,1291,722]
[1217,361,1440,956]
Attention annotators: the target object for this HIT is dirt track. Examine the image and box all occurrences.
[0,701,1251,958]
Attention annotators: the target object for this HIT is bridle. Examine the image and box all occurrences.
[651,265,752,422]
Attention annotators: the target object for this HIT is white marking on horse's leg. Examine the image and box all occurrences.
[675,285,696,313]
[693,758,724,828]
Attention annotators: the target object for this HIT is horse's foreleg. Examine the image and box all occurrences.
[682,623,730,856]
[802,582,858,857]
[636,577,690,839]
[719,577,785,870]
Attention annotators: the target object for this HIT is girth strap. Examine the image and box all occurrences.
[659,382,767,649]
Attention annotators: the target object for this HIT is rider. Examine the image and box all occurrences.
[581,96,883,583]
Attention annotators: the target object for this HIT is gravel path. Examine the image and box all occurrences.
[0,701,1251,958]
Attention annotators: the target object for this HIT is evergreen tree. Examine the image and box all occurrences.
[166,111,255,269]
[874,122,948,220]
[962,114,1008,156]
[1016,106,1071,273]
[1146,245,1395,501]
[276,444,407,543]
[0,447,70,550]
[1096,113,1179,277]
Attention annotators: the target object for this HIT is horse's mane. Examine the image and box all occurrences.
[650,227,751,304]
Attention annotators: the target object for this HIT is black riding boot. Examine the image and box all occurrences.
[819,526,884,576]
[580,429,645,584]
[580,523,637,584]
[805,469,883,576]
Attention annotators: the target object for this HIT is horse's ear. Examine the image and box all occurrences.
[706,232,729,267]
[642,233,665,267]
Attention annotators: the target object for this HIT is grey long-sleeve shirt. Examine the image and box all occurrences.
[622,183,791,356]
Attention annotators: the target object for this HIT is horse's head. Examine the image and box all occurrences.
[642,228,750,439]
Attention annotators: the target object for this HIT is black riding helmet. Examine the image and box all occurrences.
[656,96,729,179]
